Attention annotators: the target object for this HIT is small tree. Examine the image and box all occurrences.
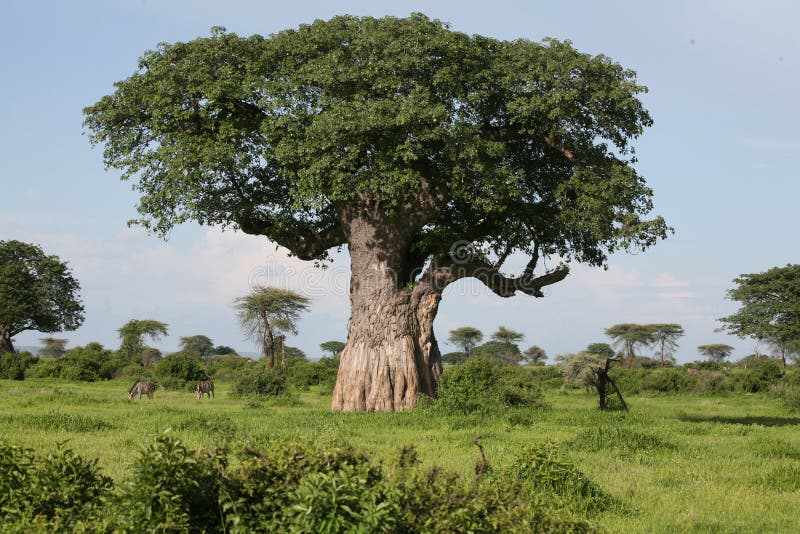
[320,341,346,358]
[233,286,310,368]
[585,343,616,359]
[447,327,483,357]
[697,344,734,363]
[118,320,169,363]
[522,345,547,366]
[39,338,68,359]
[562,352,627,410]
[647,323,684,367]
[605,324,655,368]
[179,335,214,360]
[0,240,84,354]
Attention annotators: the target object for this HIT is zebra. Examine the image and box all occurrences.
[196,380,214,400]
[128,380,156,400]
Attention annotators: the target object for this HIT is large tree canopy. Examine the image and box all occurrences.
[84,14,668,411]
[719,264,800,367]
[0,240,84,354]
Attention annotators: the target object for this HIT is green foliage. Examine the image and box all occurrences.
[447,326,483,355]
[154,351,209,390]
[719,264,800,351]
[441,351,467,365]
[117,319,169,363]
[283,355,340,391]
[697,344,735,363]
[508,443,615,515]
[233,286,310,364]
[84,14,666,295]
[647,323,684,366]
[0,351,36,380]
[0,241,84,353]
[735,358,783,393]
[61,342,116,382]
[472,340,524,364]
[570,425,676,457]
[113,434,223,532]
[205,354,254,381]
[435,357,544,414]
[319,340,345,358]
[561,352,606,389]
[232,365,289,397]
[639,368,696,393]
[38,337,68,359]
[25,357,64,379]
[0,441,112,528]
[178,334,214,359]
[523,345,548,365]
[605,324,655,366]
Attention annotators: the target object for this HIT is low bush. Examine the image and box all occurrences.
[154,351,209,390]
[435,357,545,414]
[0,435,604,532]
[0,351,36,380]
[640,368,697,394]
[205,354,254,381]
[0,441,112,528]
[231,365,289,398]
[25,358,63,379]
[734,359,783,393]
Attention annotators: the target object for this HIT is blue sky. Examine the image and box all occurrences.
[1,1,798,361]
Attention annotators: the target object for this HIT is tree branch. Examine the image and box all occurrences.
[236,215,346,260]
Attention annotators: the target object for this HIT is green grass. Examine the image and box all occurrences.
[2,379,800,532]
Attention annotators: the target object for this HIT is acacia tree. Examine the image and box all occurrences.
[697,344,734,363]
[320,341,346,358]
[179,335,214,360]
[84,15,668,411]
[647,323,684,367]
[605,324,655,368]
[0,240,84,354]
[39,338,68,359]
[118,320,169,363]
[447,327,483,357]
[233,286,310,368]
[719,265,800,369]
[523,345,547,365]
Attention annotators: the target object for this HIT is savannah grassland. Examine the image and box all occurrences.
[1,378,799,533]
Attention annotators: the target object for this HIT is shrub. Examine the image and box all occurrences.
[112,434,223,532]
[154,351,209,390]
[0,351,36,380]
[640,368,697,394]
[25,358,63,379]
[205,354,254,381]
[735,359,783,393]
[231,365,288,397]
[435,357,544,414]
[0,441,112,528]
[60,343,116,382]
[694,371,734,394]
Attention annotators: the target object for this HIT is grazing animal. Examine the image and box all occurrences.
[128,380,156,400]
[196,380,214,400]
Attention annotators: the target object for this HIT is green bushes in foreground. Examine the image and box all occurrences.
[0,435,602,533]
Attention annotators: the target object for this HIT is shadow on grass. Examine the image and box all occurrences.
[678,413,800,427]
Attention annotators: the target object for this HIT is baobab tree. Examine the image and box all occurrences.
[84,14,668,411]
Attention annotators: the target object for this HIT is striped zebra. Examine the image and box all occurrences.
[196,380,214,400]
[128,380,156,400]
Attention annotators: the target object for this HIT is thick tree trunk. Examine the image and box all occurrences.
[331,214,441,412]
[0,328,14,354]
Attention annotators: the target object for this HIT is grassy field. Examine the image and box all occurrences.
[2,378,800,532]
